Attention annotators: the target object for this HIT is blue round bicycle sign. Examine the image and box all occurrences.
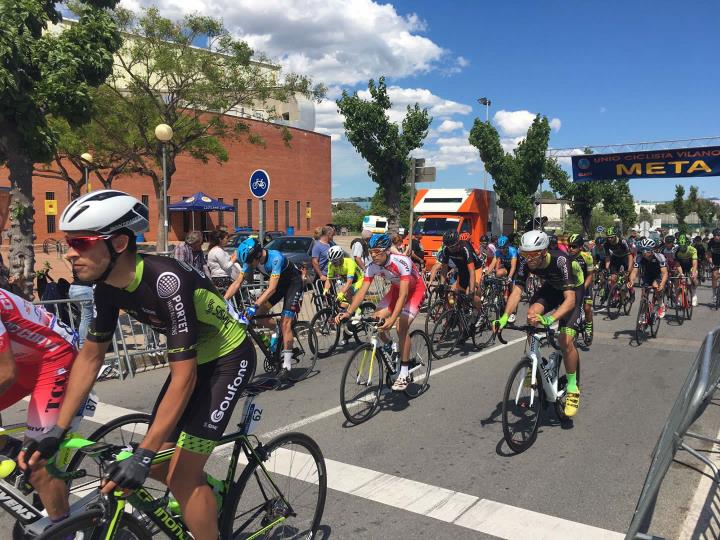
[249,169,270,198]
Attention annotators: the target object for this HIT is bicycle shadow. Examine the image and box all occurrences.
[612,328,642,347]
[340,388,415,428]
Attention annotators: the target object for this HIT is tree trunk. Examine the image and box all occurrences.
[384,178,402,233]
[2,127,36,299]
[579,205,592,236]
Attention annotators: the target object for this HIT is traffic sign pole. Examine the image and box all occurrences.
[249,169,270,245]
[259,199,265,246]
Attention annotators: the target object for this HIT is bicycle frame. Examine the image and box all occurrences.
[516,330,564,407]
[356,321,423,386]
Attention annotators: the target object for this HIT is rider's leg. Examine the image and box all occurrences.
[28,465,69,520]
[374,307,393,345]
[280,313,295,371]
[256,302,276,332]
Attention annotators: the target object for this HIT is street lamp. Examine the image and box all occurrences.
[80,152,93,193]
[154,124,173,253]
[477,97,492,190]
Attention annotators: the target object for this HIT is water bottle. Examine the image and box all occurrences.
[260,332,271,349]
[269,332,279,354]
[382,341,393,357]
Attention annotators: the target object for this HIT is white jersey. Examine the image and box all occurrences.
[364,253,421,288]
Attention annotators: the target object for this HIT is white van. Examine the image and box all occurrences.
[362,215,388,234]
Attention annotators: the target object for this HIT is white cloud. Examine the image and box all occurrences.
[549,118,561,131]
[492,109,562,153]
[436,120,464,133]
[121,0,454,86]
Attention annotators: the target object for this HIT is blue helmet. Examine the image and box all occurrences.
[237,237,262,265]
[497,235,509,248]
[369,233,392,250]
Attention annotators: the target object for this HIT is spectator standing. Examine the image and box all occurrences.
[311,226,333,282]
[407,232,426,269]
[173,230,209,276]
[351,229,372,270]
[68,278,93,348]
[206,230,240,293]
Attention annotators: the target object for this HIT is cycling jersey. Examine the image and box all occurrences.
[496,246,519,268]
[675,246,698,261]
[0,288,77,439]
[635,253,667,285]
[327,257,364,291]
[515,251,581,291]
[572,251,594,283]
[694,243,706,260]
[437,241,480,289]
[241,249,294,279]
[364,253,421,288]
[659,245,677,267]
[708,239,720,266]
[89,255,246,364]
[593,245,608,264]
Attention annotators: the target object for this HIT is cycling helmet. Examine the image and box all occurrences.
[443,230,460,247]
[369,233,392,250]
[237,237,263,265]
[568,234,584,248]
[548,234,558,247]
[606,226,616,237]
[480,234,489,243]
[694,236,702,242]
[638,238,656,252]
[713,228,720,236]
[677,234,688,246]
[327,245,345,262]
[497,235,509,248]
[664,235,675,244]
[60,190,149,235]
[520,230,549,252]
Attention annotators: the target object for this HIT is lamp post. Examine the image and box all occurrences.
[155,124,174,253]
[80,153,93,194]
[477,97,492,190]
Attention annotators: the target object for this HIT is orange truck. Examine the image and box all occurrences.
[412,188,492,267]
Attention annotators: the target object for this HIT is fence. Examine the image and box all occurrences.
[626,325,720,539]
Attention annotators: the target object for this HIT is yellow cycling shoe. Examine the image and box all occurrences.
[564,391,580,417]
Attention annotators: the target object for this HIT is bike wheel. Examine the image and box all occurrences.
[339,344,383,424]
[308,308,340,358]
[287,322,317,382]
[608,286,621,319]
[404,330,432,398]
[501,357,543,454]
[685,289,693,320]
[220,432,326,540]
[430,309,462,359]
[35,509,150,540]
[471,305,496,349]
[424,299,445,335]
[650,303,661,337]
[635,298,648,344]
[674,291,684,325]
[349,301,377,344]
[623,288,634,315]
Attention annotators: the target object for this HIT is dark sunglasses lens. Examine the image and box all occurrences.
[68,237,98,251]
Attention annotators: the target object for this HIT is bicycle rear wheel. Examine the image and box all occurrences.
[340,344,383,424]
[288,322,317,382]
[674,290,685,325]
[404,330,432,398]
[35,509,150,540]
[501,357,543,454]
[650,302,661,337]
[635,297,648,344]
[430,309,462,359]
[308,307,339,358]
[220,432,327,540]
[424,299,445,335]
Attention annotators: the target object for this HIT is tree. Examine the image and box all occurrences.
[0,0,121,294]
[603,180,636,232]
[469,114,551,224]
[540,189,556,199]
[654,201,673,214]
[337,77,431,231]
[673,185,690,233]
[695,199,718,228]
[368,185,411,230]
[638,207,653,224]
[332,202,365,232]
[96,7,325,250]
[563,207,616,235]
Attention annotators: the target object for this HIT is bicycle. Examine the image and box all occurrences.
[424,283,451,335]
[429,291,492,359]
[308,291,375,358]
[635,286,662,344]
[247,313,318,383]
[498,324,580,454]
[667,275,692,324]
[607,271,634,319]
[592,269,610,311]
[340,317,432,425]
[36,381,327,540]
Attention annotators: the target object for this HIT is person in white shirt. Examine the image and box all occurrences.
[206,230,240,293]
[352,229,372,270]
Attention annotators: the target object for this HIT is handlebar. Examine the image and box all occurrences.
[493,323,555,347]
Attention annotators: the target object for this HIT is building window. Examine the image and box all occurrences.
[285,201,290,230]
[218,197,225,226]
[273,200,279,231]
[247,199,253,228]
[297,201,301,231]
[46,192,56,233]
[233,198,239,228]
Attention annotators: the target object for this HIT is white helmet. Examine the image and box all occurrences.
[60,190,149,235]
[327,245,345,261]
[520,230,549,252]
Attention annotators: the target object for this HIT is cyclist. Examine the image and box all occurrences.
[0,285,79,525]
[23,190,255,540]
[674,234,698,306]
[694,235,707,267]
[493,235,518,280]
[429,231,480,303]
[629,238,668,318]
[605,227,634,291]
[323,245,363,304]
[708,229,720,301]
[593,236,608,267]
[337,233,426,391]
[494,230,583,417]
[225,237,304,379]
[567,234,595,345]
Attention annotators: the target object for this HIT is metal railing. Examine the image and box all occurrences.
[626,326,720,539]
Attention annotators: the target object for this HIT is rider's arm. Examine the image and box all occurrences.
[255,274,280,306]
[503,284,523,317]
[224,268,246,300]
[659,266,668,290]
[343,278,372,314]
[508,257,518,279]
[629,266,638,285]
[428,261,444,283]
[0,347,16,395]
[467,261,476,293]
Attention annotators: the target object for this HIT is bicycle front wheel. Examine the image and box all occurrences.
[220,432,327,540]
[288,322,318,382]
[501,357,543,454]
[308,307,340,358]
[340,343,383,424]
[35,509,151,540]
[404,330,432,398]
[430,309,462,359]
[635,297,648,344]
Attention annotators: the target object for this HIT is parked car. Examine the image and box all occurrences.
[225,231,260,254]
[263,230,285,244]
[265,236,316,280]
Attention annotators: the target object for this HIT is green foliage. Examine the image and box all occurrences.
[638,207,653,224]
[563,207,616,235]
[332,202,366,232]
[695,198,718,227]
[602,179,636,232]
[540,190,556,199]
[673,185,690,228]
[469,114,551,223]
[369,184,411,230]
[654,202,673,214]
[336,77,431,230]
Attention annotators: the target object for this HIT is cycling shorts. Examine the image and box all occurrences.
[712,254,720,269]
[608,257,629,274]
[267,274,304,318]
[377,281,427,320]
[0,348,76,440]
[584,283,593,305]
[677,259,693,274]
[530,283,584,335]
[150,339,257,454]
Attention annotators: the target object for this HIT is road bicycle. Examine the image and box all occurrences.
[36,380,327,540]
[607,271,634,319]
[635,286,662,344]
[3,411,150,540]
[340,317,432,425]
[424,283,451,335]
[307,290,375,358]
[592,269,610,311]
[498,324,580,454]
[429,291,494,359]
[667,274,693,323]
[247,313,318,383]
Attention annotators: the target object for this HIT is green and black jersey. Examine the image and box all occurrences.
[88,255,246,363]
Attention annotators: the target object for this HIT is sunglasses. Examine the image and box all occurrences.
[521,250,545,261]
[66,234,114,252]
[369,248,386,255]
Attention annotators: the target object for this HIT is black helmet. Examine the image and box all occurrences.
[664,235,675,244]
[443,230,460,247]
[568,234,584,248]
[480,234,489,243]
[713,228,720,236]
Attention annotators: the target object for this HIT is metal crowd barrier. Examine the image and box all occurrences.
[626,326,720,539]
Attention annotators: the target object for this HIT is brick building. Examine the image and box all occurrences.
[0,116,331,243]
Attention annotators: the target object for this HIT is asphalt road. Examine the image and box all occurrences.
[3,279,720,539]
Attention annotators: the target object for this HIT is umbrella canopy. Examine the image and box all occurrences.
[168,192,234,212]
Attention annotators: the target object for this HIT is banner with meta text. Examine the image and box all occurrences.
[571,146,720,182]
